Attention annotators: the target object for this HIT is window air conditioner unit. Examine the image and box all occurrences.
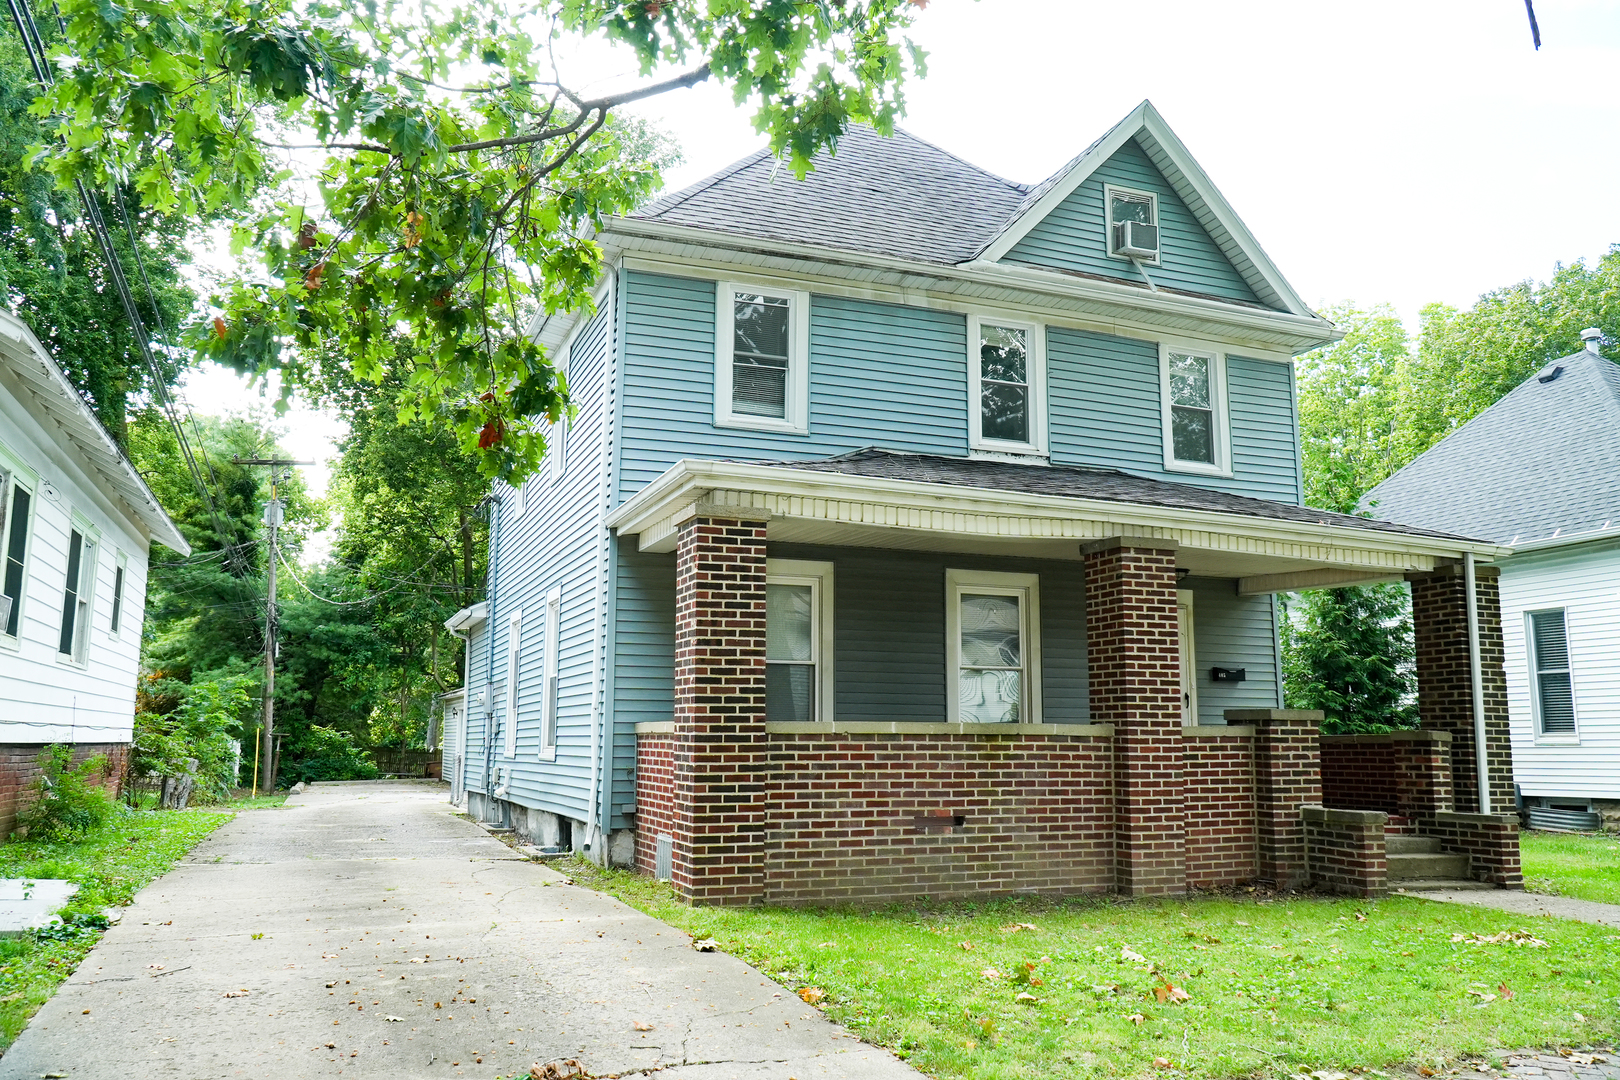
[1113,220,1159,259]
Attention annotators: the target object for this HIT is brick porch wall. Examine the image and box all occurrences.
[1321,732,1453,817]
[0,743,128,838]
[1425,811,1523,888]
[632,731,677,877]
[1303,806,1389,898]
[1183,732,1258,886]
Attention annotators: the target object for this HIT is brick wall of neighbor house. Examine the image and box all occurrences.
[1182,732,1258,886]
[1321,732,1453,818]
[0,743,129,838]
[1425,811,1523,888]
[1409,566,1514,814]
[1303,806,1388,898]
[633,731,677,877]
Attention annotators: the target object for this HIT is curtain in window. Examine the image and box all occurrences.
[733,294,791,418]
[959,593,1021,723]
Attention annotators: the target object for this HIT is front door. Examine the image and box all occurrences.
[1177,590,1198,727]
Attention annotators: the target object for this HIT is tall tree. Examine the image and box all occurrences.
[34,0,930,482]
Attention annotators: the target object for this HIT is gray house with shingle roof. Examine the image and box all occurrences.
[1366,331,1620,826]
[447,101,1521,902]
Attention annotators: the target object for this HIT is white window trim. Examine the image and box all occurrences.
[540,586,561,761]
[108,549,129,640]
[714,280,811,435]
[967,313,1047,457]
[1526,607,1579,745]
[508,480,525,518]
[57,514,99,668]
[946,568,1042,724]
[0,453,36,650]
[547,345,569,485]
[765,559,835,723]
[1104,183,1161,266]
[1159,342,1232,477]
[1178,589,1199,728]
[504,609,523,757]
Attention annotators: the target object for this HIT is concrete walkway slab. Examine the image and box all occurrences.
[0,781,920,1080]
[1399,886,1620,928]
[0,879,77,936]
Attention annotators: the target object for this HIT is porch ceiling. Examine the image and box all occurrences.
[605,456,1510,595]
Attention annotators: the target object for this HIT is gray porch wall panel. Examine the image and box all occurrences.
[1186,576,1282,724]
[1227,355,1303,505]
[1002,137,1264,307]
[611,536,676,728]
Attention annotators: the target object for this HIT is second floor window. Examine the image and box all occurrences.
[715,283,809,434]
[968,315,1045,456]
[58,526,96,662]
[1,468,29,639]
[1160,345,1230,475]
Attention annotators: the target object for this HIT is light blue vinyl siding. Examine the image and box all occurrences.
[464,307,611,820]
[1046,328,1301,504]
[1004,138,1262,306]
[616,271,967,501]
[1186,577,1283,724]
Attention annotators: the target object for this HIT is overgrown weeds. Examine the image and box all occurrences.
[12,746,114,842]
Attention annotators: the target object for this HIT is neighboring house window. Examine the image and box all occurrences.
[540,586,561,759]
[547,348,568,485]
[1528,609,1577,738]
[968,315,1046,455]
[504,610,523,757]
[715,282,810,434]
[1160,344,1230,475]
[1105,184,1160,264]
[109,552,127,637]
[0,467,30,640]
[58,525,97,663]
[765,559,834,723]
[509,481,525,518]
[946,569,1041,724]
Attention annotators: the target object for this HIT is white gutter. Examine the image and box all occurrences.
[1463,553,1491,814]
[1503,522,1620,555]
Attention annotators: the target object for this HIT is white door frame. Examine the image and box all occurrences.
[1177,589,1199,727]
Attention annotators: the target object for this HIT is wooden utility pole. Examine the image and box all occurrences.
[233,457,311,793]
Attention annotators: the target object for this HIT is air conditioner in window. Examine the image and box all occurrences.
[1113,220,1159,259]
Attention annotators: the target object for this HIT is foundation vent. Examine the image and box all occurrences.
[655,834,674,880]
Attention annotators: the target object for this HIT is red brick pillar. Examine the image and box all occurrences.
[1392,732,1453,820]
[1083,536,1184,896]
[1408,566,1514,815]
[1232,709,1321,888]
[670,513,769,905]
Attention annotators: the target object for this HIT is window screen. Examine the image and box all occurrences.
[2,479,28,637]
[1168,352,1215,464]
[58,529,84,656]
[979,324,1030,444]
[731,293,791,418]
[1530,609,1575,735]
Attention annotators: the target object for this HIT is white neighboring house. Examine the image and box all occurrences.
[1365,328,1620,829]
[0,309,190,752]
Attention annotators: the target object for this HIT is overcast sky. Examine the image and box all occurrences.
[184,0,1620,515]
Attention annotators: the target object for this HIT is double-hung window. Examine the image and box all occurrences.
[58,523,97,663]
[1160,344,1230,475]
[1106,184,1159,264]
[715,283,810,434]
[109,552,128,638]
[503,610,522,757]
[947,569,1041,724]
[1528,609,1577,739]
[0,464,31,641]
[540,587,561,759]
[968,315,1046,455]
[765,559,833,723]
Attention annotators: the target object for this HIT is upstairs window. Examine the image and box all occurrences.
[1528,609,1577,738]
[765,559,833,723]
[0,467,30,640]
[1106,184,1160,264]
[58,525,96,663]
[109,554,127,638]
[1160,345,1230,475]
[715,283,809,434]
[968,315,1045,455]
[947,569,1041,724]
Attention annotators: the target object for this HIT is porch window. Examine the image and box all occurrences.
[57,525,96,663]
[0,466,30,640]
[947,569,1041,724]
[1528,608,1577,739]
[1160,344,1229,475]
[968,315,1045,455]
[765,559,834,722]
[715,283,810,434]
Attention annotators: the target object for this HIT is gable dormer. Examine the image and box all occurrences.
[972,102,1311,316]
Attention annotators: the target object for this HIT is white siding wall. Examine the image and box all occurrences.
[1500,539,1620,799]
[0,374,152,744]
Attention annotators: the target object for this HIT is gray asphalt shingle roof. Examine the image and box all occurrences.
[1362,349,1620,545]
[751,448,1481,544]
[632,124,1033,265]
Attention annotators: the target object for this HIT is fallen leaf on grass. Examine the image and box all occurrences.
[1002,922,1038,933]
[1449,930,1548,947]
[1152,979,1191,1004]
[1014,992,1039,1005]
[1121,946,1149,964]
[958,941,974,951]
[1234,920,1251,927]
[798,987,825,1004]
[980,968,1001,980]
[691,938,718,952]
[1125,1013,1146,1026]
[1153,1057,1173,1068]
[1498,983,1515,1001]
[1417,1069,1436,1077]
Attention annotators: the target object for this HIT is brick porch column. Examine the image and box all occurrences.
[1408,565,1514,814]
[1231,708,1322,888]
[1082,536,1184,896]
[670,512,769,905]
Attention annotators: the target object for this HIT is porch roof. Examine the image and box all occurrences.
[605,450,1510,595]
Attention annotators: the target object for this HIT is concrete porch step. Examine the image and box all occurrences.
[1389,851,1470,880]
[1393,879,1497,892]
[1386,835,1443,855]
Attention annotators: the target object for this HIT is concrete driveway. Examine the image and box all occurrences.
[1,781,919,1080]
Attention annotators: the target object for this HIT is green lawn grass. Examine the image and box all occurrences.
[1521,830,1620,905]
[0,807,228,1050]
[570,862,1620,1080]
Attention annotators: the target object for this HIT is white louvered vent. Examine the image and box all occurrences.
[1530,610,1576,735]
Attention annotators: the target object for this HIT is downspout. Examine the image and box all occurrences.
[1463,553,1490,814]
[586,265,621,864]
[483,496,501,820]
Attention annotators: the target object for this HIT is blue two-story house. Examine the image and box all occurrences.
[448,102,1515,905]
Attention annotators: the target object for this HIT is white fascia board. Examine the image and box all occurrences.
[604,458,1513,564]
[1504,525,1620,555]
[600,218,1339,354]
[445,601,490,632]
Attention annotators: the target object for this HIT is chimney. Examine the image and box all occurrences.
[1581,327,1603,354]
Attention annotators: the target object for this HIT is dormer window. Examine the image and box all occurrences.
[1106,184,1160,264]
[715,282,810,434]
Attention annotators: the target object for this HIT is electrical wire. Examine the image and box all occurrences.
[274,542,458,607]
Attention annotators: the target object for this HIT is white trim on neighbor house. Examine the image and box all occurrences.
[946,568,1042,724]
[1525,606,1580,746]
[1178,588,1198,727]
[1104,183,1161,267]
[540,586,561,761]
[0,446,37,649]
[56,511,100,669]
[504,608,523,758]
[714,279,811,435]
[966,313,1047,458]
[547,342,569,486]
[765,558,835,724]
[1159,342,1232,478]
[108,548,128,640]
